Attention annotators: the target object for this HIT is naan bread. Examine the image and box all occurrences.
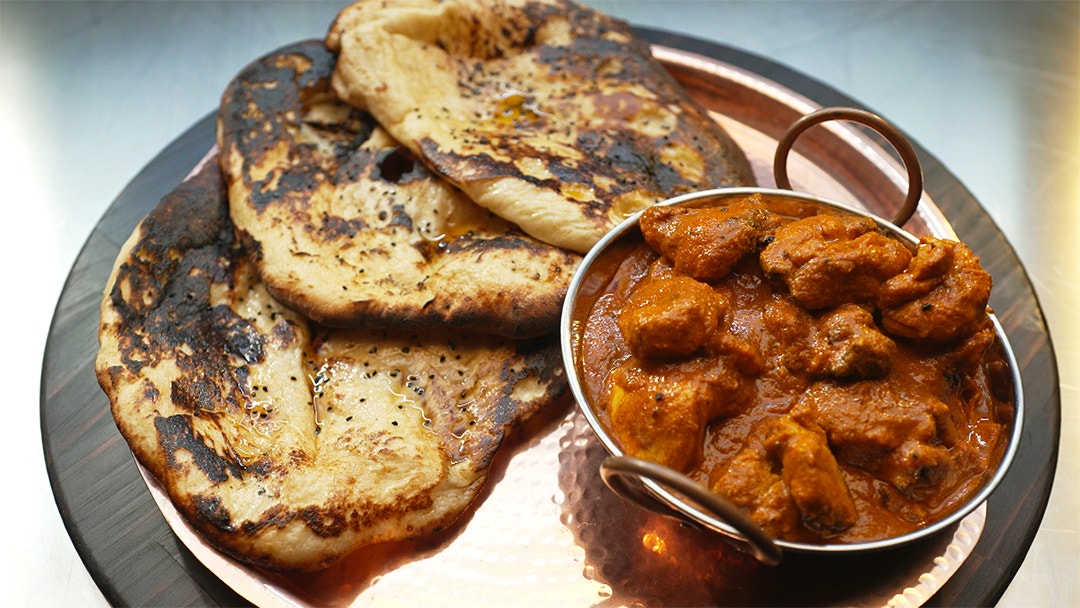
[327,0,756,253]
[218,40,579,338]
[95,161,567,571]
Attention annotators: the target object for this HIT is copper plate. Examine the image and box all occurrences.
[138,45,983,607]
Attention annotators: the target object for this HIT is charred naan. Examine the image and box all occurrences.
[95,161,567,571]
[218,40,579,338]
[327,0,756,253]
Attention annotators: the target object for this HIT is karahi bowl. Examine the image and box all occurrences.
[557,109,1023,565]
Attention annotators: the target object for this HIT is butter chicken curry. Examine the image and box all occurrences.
[576,194,1015,543]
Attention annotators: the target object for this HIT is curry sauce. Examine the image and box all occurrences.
[573,194,1015,544]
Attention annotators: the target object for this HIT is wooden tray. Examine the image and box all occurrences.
[40,28,1059,607]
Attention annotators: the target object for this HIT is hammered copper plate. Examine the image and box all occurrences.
[129,44,987,607]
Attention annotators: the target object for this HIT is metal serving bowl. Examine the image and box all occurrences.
[558,108,1024,565]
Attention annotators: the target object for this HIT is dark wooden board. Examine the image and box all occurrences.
[40,29,1059,607]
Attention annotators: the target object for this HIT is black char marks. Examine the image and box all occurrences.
[110,166,251,373]
[192,494,237,532]
[111,161,275,486]
[412,1,752,227]
[374,146,426,184]
[109,165,268,400]
[219,40,379,213]
[155,414,243,484]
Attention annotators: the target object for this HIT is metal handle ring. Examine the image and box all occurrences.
[599,455,783,566]
[773,106,924,227]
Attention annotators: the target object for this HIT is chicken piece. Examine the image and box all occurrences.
[762,298,894,381]
[617,275,724,361]
[706,330,765,379]
[760,294,815,375]
[762,417,857,534]
[759,214,912,310]
[640,194,782,281]
[879,237,992,342]
[791,380,956,492]
[606,354,758,472]
[711,444,802,538]
[711,416,856,537]
[938,316,996,373]
[606,362,711,472]
[807,304,896,380]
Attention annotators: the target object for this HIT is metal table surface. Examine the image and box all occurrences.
[3,1,1076,606]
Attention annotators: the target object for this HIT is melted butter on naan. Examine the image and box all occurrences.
[327,0,755,253]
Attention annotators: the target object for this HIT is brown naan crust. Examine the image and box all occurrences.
[327,0,756,253]
[217,40,579,338]
[95,161,567,571]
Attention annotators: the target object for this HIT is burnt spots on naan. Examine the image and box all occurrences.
[372,146,428,184]
[218,40,579,338]
[192,494,237,533]
[217,43,371,214]
[328,0,755,253]
[155,414,243,484]
[106,167,248,377]
[96,159,568,571]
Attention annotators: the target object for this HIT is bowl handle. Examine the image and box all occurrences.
[599,455,783,566]
[773,106,924,228]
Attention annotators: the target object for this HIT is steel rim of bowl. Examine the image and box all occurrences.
[560,187,1025,558]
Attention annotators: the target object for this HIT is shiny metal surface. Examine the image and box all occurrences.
[3,1,1076,605]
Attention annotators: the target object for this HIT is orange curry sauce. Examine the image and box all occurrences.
[573,195,1015,544]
